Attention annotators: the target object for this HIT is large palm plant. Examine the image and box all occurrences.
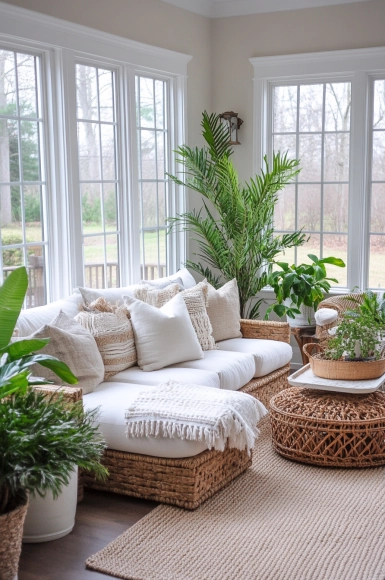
[167,112,306,319]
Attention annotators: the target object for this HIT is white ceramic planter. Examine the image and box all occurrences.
[284,299,316,327]
[22,467,78,543]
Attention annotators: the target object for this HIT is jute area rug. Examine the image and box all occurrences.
[86,420,385,580]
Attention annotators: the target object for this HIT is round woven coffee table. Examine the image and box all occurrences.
[270,387,385,467]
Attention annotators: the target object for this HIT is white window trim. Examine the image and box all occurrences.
[250,47,385,294]
[0,1,191,301]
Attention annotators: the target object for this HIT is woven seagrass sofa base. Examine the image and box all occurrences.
[239,364,290,408]
[83,444,252,510]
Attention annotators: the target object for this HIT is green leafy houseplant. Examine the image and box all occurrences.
[264,254,346,322]
[167,111,307,319]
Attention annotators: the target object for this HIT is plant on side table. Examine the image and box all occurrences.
[264,254,346,326]
[0,267,107,580]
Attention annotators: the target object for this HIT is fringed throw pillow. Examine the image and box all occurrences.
[134,283,180,308]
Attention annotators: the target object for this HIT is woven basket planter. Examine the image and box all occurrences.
[0,491,29,580]
[303,343,385,380]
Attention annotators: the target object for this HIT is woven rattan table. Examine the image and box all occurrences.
[270,387,385,467]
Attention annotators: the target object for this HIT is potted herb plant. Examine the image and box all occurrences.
[0,267,107,580]
[264,254,346,326]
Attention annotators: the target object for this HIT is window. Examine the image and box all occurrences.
[251,48,385,292]
[136,75,169,281]
[0,48,47,307]
[272,82,351,287]
[75,63,120,289]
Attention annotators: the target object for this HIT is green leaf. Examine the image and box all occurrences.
[318,257,346,267]
[0,267,28,349]
[0,339,50,360]
[307,254,319,264]
[31,356,79,384]
[273,304,287,318]
[0,369,30,399]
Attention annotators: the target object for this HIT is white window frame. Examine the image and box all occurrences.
[0,1,191,301]
[251,47,385,293]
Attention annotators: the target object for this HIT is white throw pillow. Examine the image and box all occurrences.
[205,279,242,342]
[29,311,105,394]
[141,268,196,289]
[315,308,339,327]
[77,285,140,305]
[15,293,83,336]
[124,293,203,371]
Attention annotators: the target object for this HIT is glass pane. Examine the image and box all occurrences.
[323,234,347,286]
[16,53,38,118]
[272,243,295,270]
[369,236,385,289]
[76,64,98,121]
[78,121,101,181]
[83,235,105,288]
[143,230,158,267]
[159,228,166,269]
[324,184,349,232]
[106,234,118,288]
[81,183,102,231]
[104,184,118,231]
[155,80,164,129]
[324,133,350,182]
[372,131,385,181]
[20,120,40,181]
[0,50,17,111]
[273,134,296,161]
[158,182,166,226]
[299,84,323,133]
[325,82,351,132]
[156,131,165,179]
[139,77,154,128]
[297,184,321,231]
[373,80,385,130]
[142,181,158,227]
[98,69,114,122]
[297,234,321,263]
[274,184,295,231]
[26,245,46,307]
[299,134,322,182]
[273,85,297,133]
[0,119,19,183]
[371,183,385,233]
[140,129,156,179]
[0,185,21,239]
[100,123,115,181]
[24,185,43,242]
[3,247,23,283]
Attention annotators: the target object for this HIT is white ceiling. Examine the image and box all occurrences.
[160,0,374,18]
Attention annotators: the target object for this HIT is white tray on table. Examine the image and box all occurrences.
[289,364,385,394]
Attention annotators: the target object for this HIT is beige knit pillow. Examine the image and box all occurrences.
[180,283,216,351]
[75,302,137,379]
[205,279,242,342]
[133,283,180,308]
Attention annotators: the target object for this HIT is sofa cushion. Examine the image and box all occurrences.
[77,284,140,305]
[104,366,220,390]
[124,293,203,371]
[15,292,83,336]
[216,338,292,378]
[83,382,208,458]
[180,283,216,351]
[142,268,196,289]
[169,350,255,391]
[205,279,242,342]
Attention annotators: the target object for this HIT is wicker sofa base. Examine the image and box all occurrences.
[84,444,252,510]
[240,364,290,408]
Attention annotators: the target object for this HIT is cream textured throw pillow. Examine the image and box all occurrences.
[180,283,216,351]
[30,311,104,394]
[124,293,203,371]
[133,283,180,308]
[205,279,242,342]
[75,302,137,379]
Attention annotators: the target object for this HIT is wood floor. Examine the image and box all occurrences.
[19,489,157,580]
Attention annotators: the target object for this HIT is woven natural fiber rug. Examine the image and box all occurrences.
[86,420,385,580]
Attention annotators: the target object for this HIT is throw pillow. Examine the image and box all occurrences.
[133,283,180,308]
[75,302,137,379]
[29,311,104,394]
[141,268,196,289]
[205,279,242,342]
[180,283,216,351]
[124,293,203,371]
[77,285,140,305]
[140,276,184,290]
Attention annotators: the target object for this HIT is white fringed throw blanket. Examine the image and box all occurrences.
[125,381,268,453]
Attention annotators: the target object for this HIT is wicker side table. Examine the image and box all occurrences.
[270,387,385,468]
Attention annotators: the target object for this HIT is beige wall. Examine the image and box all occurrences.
[212,0,385,180]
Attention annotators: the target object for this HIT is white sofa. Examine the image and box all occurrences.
[17,276,292,508]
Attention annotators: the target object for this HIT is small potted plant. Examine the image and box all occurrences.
[0,267,107,580]
[264,254,346,326]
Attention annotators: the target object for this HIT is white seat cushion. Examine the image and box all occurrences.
[169,350,255,391]
[83,382,208,458]
[105,366,220,389]
[216,338,292,378]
